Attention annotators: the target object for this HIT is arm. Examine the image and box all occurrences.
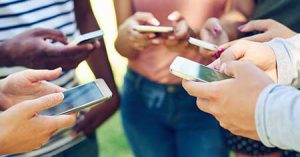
[73,0,120,135]
[256,84,300,151]
[113,0,139,59]
[219,0,255,40]
[266,35,300,87]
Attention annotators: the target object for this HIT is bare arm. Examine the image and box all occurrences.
[72,0,120,134]
[220,0,255,40]
[113,0,138,59]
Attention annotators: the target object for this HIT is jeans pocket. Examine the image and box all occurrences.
[140,85,166,109]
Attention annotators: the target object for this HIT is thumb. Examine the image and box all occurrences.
[19,93,64,117]
[24,68,62,83]
[204,18,223,36]
[219,61,242,78]
[134,12,160,26]
[32,28,68,44]
[168,11,183,22]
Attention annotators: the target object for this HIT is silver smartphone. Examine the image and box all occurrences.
[170,56,231,82]
[40,79,112,116]
[133,25,174,33]
[188,37,218,51]
[68,30,104,46]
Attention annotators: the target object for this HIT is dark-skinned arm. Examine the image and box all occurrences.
[73,0,120,135]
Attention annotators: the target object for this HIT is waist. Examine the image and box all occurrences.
[125,68,187,94]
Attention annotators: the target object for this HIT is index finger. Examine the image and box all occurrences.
[44,113,77,130]
[20,93,64,117]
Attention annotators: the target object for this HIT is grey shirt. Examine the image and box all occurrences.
[256,35,300,151]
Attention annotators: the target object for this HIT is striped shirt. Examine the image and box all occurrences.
[0,0,86,156]
[0,0,79,88]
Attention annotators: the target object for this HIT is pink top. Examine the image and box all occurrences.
[129,0,227,84]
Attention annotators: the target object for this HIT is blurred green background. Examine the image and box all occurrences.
[75,0,132,157]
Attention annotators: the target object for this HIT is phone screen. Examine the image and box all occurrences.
[40,82,103,116]
[185,64,230,82]
[171,57,231,82]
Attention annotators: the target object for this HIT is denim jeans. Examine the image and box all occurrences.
[121,69,229,157]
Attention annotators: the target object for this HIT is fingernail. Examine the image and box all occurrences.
[220,63,226,72]
[150,19,160,26]
[213,25,222,34]
[168,11,180,21]
[87,44,94,50]
[213,48,224,58]
[148,33,156,38]
[152,39,160,44]
[238,25,246,31]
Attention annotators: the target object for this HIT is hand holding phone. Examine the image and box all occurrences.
[170,56,231,82]
[40,79,112,116]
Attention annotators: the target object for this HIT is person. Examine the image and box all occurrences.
[199,0,300,156]
[114,0,229,156]
[0,1,119,156]
[0,68,76,155]
[182,34,300,152]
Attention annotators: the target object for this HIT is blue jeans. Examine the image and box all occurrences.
[121,69,228,157]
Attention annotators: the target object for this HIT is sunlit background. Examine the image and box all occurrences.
[75,0,131,156]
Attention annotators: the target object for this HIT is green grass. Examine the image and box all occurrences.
[96,112,132,157]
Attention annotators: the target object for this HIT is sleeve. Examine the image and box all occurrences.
[256,84,300,152]
[266,34,300,88]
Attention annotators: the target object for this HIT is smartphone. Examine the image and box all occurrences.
[133,25,174,33]
[188,37,218,51]
[68,30,104,46]
[40,79,112,116]
[170,56,231,82]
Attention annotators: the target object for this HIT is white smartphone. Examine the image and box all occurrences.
[188,37,218,51]
[133,25,174,33]
[170,56,231,82]
[68,30,104,46]
[40,79,112,116]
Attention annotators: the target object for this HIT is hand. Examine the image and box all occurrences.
[119,12,161,52]
[0,93,76,155]
[239,19,297,42]
[72,97,119,136]
[0,68,64,110]
[200,18,229,60]
[0,28,96,69]
[211,40,278,82]
[165,11,197,52]
[182,61,274,140]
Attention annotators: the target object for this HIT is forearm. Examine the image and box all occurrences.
[256,84,300,151]
[74,0,120,117]
[266,34,300,87]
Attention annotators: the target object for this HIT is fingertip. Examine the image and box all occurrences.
[168,11,181,21]
[238,24,246,32]
[149,18,160,26]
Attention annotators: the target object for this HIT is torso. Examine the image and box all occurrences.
[129,0,227,84]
